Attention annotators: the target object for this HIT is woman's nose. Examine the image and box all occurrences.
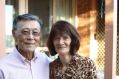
[59,38,64,44]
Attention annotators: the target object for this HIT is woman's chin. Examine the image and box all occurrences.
[58,52,66,56]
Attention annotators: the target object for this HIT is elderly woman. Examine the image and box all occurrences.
[47,20,98,79]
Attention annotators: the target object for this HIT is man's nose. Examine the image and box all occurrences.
[27,32,34,39]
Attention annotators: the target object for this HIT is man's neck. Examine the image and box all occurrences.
[16,46,34,60]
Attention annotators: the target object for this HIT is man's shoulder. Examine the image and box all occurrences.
[0,53,13,64]
[36,51,52,62]
[0,50,17,67]
[0,54,11,69]
[36,51,48,57]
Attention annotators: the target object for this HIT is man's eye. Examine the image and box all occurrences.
[33,32,40,36]
[22,30,29,35]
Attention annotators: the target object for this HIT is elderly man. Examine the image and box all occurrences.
[0,14,50,79]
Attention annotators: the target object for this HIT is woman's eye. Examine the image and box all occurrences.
[64,36,68,39]
[54,37,60,40]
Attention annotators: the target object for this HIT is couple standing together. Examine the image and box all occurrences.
[0,14,98,79]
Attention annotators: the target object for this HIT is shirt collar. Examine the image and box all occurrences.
[13,47,38,63]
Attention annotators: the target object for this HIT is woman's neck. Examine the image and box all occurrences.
[59,54,72,66]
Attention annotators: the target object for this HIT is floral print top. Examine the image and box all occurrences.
[50,54,98,79]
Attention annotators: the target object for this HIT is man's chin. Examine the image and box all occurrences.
[24,48,35,53]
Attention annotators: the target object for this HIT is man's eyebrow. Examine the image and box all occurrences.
[21,28,40,30]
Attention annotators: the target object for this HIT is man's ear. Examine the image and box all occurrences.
[12,30,16,38]
[12,30,18,45]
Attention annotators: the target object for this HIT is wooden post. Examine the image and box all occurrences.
[105,0,117,78]
[0,0,6,57]
[18,0,28,14]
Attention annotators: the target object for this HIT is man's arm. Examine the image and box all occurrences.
[0,69,5,79]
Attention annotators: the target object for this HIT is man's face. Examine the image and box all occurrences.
[13,20,41,53]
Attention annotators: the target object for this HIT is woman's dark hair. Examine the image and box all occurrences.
[12,14,43,30]
[47,20,80,56]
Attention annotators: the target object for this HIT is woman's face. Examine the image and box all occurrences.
[53,33,71,56]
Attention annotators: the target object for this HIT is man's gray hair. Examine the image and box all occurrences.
[12,14,43,30]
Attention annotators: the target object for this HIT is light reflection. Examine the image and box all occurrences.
[105,12,113,24]
[75,16,78,28]
[60,16,65,20]
[90,35,98,60]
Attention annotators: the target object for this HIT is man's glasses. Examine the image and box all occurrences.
[21,29,40,36]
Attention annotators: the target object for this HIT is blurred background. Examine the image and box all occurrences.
[0,0,118,79]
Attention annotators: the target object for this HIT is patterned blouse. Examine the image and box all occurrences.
[50,54,98,79]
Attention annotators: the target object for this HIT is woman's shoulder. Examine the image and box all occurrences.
[75,54,95,65]
[49,58,61,66]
